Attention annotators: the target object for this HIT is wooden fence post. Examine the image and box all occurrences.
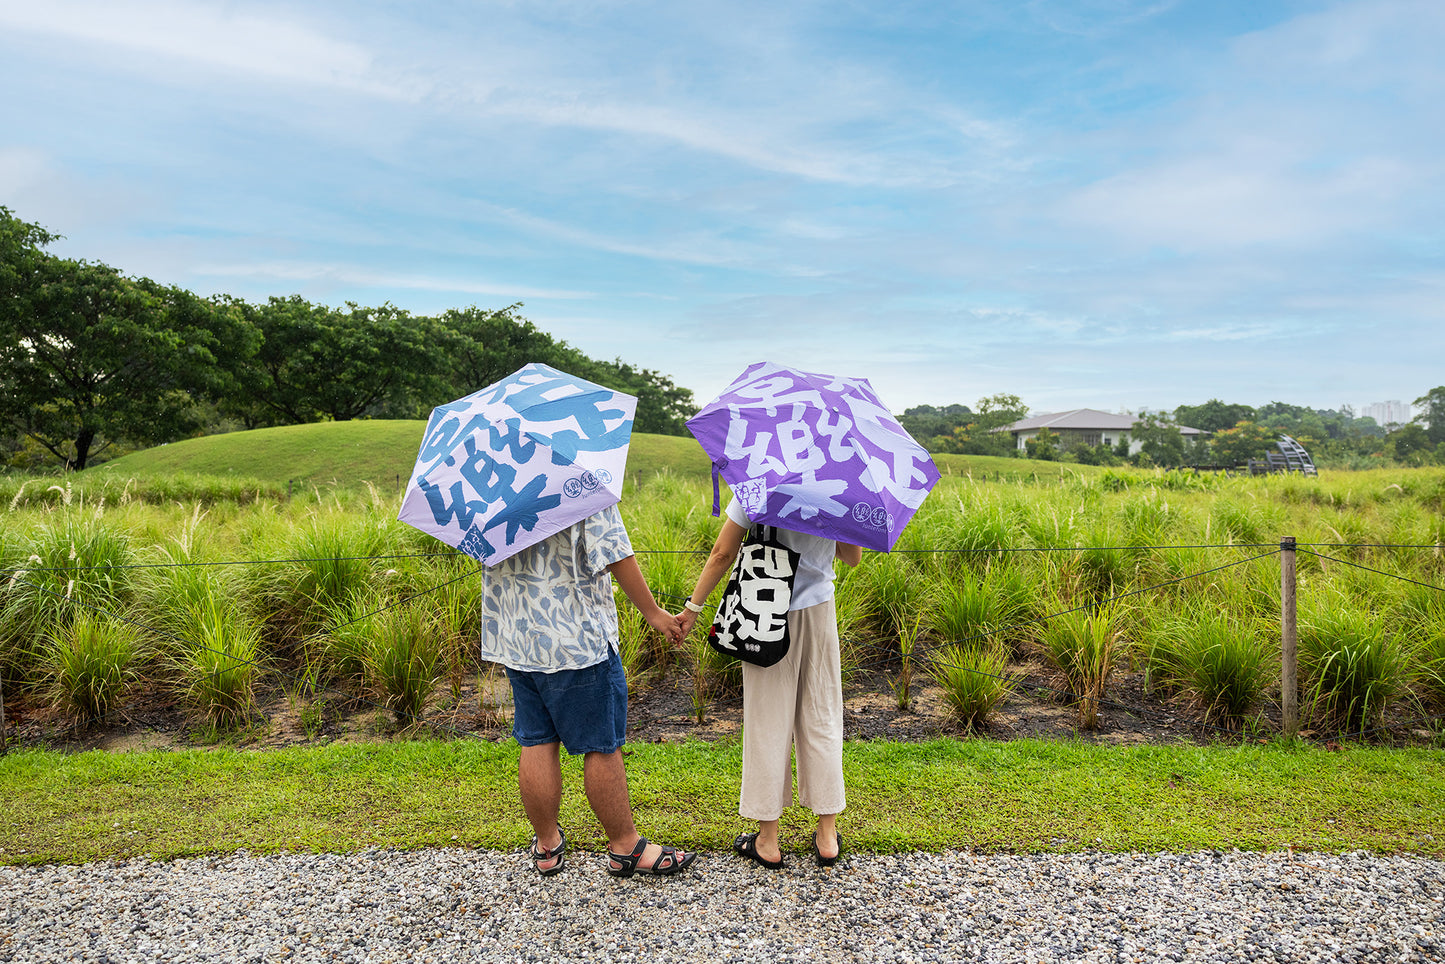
[1280,536,1298,738]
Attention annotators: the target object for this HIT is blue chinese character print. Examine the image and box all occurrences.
[480,472,562,548]
[417,477,489,530]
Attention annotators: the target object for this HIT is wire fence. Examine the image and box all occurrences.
[2,537,1442,755]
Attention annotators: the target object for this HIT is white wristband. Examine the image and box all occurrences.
[683,600,704,614]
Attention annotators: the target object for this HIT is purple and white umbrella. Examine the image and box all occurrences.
[398,364,635,566]
[686,362,941,552]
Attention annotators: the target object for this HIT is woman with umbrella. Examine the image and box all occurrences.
[677,504,862,869]
[677,363,939,868]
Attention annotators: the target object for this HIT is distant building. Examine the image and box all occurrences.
[1361,400,1413,430]
[997,409,1206,456]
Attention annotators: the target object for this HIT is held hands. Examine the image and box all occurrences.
[676,608,701,639]
[645,606,685,645]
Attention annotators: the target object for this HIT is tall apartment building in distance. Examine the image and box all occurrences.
[1362,400,1413,429]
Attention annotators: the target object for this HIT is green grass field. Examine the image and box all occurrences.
[6,422,1443,867]
[2,738,1440,864]
[92,420,1094,491]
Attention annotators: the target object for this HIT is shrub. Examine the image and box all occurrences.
[930,642,1017,731]
[42,612,142,723]
[364,604,442,724]
[1038,603,1125,729]
[1299,605,1414,733]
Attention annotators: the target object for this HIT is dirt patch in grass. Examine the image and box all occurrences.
[5,659,1438,754]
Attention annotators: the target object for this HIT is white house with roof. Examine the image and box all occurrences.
[997,409,1206,456]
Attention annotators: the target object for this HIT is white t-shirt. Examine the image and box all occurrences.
[725,498,838,611]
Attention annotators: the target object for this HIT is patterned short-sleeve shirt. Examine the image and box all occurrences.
[478,504,634,673]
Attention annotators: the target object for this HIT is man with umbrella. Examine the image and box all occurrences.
[400,365,697,878]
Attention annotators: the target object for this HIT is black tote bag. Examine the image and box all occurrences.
[708,525,800,667]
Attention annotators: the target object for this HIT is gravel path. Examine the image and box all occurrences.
[2,848,1441,963]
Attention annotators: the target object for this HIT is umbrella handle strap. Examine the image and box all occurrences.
[710,464,722,517]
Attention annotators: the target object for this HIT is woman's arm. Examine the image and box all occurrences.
[677,517,749,637]
[835,541,863,567]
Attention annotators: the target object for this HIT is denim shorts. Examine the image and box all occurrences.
[506,647,628,755]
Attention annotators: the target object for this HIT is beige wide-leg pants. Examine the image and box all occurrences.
[739,598,847,820]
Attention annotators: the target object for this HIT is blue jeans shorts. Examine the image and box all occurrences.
[506,647,628,755]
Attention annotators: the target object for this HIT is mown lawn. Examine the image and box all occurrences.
[2,737,1440,865]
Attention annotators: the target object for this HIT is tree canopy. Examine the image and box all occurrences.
[0,207,698,470]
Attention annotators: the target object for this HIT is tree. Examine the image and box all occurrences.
[0,215,259,469]
[1173,399,1256,434]
[1387,423,1432,463]
[1209,420,1274,467]
[1415,387,1445,446]
[939,393,1027,457]
[1130,412,1185,467]
[899,403,973,443]
[439,304,586,394]
[585,359,696,436]
[1024,426,1061,460]
[238,296,450,425]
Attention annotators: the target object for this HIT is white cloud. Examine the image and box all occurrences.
[193,261,592,301]
[0,0,418,98]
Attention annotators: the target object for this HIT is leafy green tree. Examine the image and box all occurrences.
[1024,426,1061,460]
[236,296,449,425]
[1414,387,1445,446]
[585,359,696,436]
[899,403,973,443]
[1130,412,1186,467]
[1173,399,1256,433]
[1209,420,1274,466]
[1387,423,1433,463]
[439,304,587,393]
[1,210,260,469]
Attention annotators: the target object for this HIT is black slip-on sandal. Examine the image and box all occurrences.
[733,832,785,870]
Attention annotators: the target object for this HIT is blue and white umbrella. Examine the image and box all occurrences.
[398,364,635,565]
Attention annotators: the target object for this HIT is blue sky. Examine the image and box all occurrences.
[2,0,1441,418]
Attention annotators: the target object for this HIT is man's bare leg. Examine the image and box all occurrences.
[584,749,689,871]
[518,742,564,872]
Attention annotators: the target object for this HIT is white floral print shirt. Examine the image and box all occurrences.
[478,504,633,673]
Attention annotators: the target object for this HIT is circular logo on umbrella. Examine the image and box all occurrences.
[564,472,605,498]
[853,502,892,529]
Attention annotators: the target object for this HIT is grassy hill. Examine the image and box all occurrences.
[94,419,1092,491]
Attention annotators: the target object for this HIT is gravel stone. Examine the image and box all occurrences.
[1,849,1440,962]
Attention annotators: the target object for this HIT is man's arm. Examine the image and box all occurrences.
[608,554,682,644]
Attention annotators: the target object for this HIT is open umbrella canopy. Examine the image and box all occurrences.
[686,361,940,552]
[398,363,635,565]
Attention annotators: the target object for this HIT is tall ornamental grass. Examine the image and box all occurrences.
[1299,601,1414,733]
[257,514,387,640]
[364,603,442,724]
[1144,610,1274,728]
[1038,603,1126,729]
[175,598,263,729]
[1419,629,1445,706]
[0,519,133,660]
[41,612,142,723]
[927,565,1035,655]
[929,641,1017,731]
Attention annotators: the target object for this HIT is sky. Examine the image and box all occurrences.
[2,0,1441,419]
